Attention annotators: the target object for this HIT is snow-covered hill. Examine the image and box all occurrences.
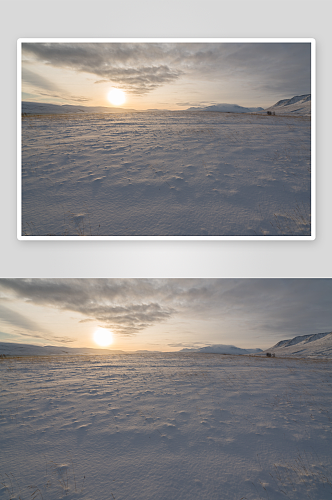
[0,341,124,357]
[22,101,136,115]
[264,94,311,116]
[263,331,332,358]
[180,344,263,355]
[187,104,264,113]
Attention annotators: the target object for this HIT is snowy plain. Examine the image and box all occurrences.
[21,111,311,237]
[1,353,331,500]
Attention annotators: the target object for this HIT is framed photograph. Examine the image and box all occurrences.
[1,278,331,500]
[18,39,315,240]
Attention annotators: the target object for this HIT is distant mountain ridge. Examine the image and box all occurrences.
[22,102,136,115]
[180,344,263,355]
[186,94,311,116]
[22,95,311,117]
[0,341,125,357]
[0,341,263,357]
[187,104,264,113]
[264,331,332,358]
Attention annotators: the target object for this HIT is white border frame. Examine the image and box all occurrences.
[17,38,316,241]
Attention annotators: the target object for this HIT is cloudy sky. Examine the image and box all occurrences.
[21,41,311,110]
[0,279,330,351]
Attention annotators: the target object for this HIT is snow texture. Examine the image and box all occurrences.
[0,353,331,500]
[21,109,311,237]
[264,331,332,358]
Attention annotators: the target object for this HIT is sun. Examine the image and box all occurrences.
[107,88,126,106]
[93,327,114,347]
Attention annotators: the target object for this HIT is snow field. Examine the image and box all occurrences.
[21,111,311,236]
[0,353,331,500]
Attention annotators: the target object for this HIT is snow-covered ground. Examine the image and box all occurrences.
[263,331,332,358]
[0,353,331,500]
[21,111,311,237]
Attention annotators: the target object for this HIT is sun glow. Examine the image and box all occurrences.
[107,88,126,106]
[93,328,114,347]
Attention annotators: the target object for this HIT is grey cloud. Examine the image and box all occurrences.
[168,342,208,348]
[22,67,90,103]
[0,279,175,336]
[81,301,173,335]
[92,65,181,95]
[0,303,50,334]
[0,304,74,344]
[213,279,332,339]
[11,331,76,344]
[11,331,46,340]
[52,335,76,343]
[37,91,90,103]
[176,102,193,107]
[22,67,61,92]
[22,42,311,100]
[0,279,330,342]
[23,43,183,95]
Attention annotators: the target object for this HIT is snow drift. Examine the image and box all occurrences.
[263,331,332,358]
